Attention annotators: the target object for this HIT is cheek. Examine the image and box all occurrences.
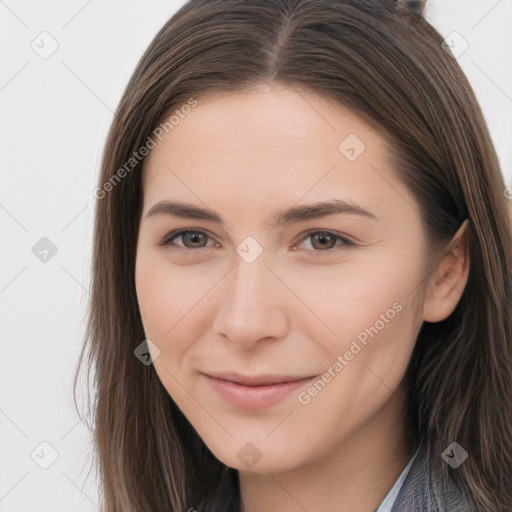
[290,252,424,405]
[332,259,423,390]
[283,252,420,347]
[134,251,219,358]
[135,252,190,343]
[136,257,168,336]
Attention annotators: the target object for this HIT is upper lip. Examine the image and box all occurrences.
[203,371,315,387]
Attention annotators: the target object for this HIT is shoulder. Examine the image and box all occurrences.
[391,441,475,512]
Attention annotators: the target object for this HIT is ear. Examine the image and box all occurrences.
[423,219,470,323]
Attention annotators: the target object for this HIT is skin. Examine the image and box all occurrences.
[135,84,469,512]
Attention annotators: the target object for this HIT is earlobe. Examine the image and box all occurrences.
[423,219,470,323]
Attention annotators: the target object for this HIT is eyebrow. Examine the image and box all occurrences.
[143,199,380,229]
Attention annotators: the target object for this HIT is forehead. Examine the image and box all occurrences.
[140,85,413,224]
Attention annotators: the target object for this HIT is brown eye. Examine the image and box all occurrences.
[310,232,337,250]
[297,230,356,254]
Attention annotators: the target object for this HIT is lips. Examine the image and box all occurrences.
[201,371,317,409]
[204,371,313,386]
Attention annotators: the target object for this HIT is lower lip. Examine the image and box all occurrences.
[203,374,316,410]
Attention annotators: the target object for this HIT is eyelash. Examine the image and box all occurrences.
[159,229,356,255]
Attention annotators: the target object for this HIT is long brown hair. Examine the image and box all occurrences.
[74,0,512,510]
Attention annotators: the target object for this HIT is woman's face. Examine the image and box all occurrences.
[135,84,432,473]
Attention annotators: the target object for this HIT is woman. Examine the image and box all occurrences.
[75,0,512,510]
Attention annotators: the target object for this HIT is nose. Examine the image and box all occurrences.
[211,249,290,349]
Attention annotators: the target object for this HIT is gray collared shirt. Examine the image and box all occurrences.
[374,448,418,512]
[372,440,477,512]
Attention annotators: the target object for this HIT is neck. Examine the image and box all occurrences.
[239,385,417,512]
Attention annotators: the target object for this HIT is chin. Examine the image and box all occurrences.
[199,429,318,475]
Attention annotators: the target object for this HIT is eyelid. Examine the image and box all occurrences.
[159,228,219,248]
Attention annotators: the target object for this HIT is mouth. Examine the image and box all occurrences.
[201,371,317,410]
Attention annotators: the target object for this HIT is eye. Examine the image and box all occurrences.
[159,229,218,250]
[159,228,356,254]
[294,230,356,254]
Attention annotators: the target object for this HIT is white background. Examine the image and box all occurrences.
[1,1,511,510]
